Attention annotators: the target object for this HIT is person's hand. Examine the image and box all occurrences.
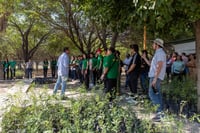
[126,70,129,75]
[152,78,157,87]
[100,74,105,81]
[141,54,146,59]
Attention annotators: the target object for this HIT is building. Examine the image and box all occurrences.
[168,38,195,55]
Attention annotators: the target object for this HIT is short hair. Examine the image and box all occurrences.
[142,50,148,55]
[108,47,115,53]
[63,47,69,52]
[130,44,139,52]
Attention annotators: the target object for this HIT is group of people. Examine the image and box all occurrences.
[1,59,17,80]
[43,38,197,121]
[166,51,196,82]
[41,58,57,78]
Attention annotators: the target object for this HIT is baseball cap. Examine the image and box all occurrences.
[96,48,102,53]
[153,38,164,48]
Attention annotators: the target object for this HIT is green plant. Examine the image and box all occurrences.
[15,69,24,78]
[162,78,197,115]
[1,88,145,132]
[1,85,190,133]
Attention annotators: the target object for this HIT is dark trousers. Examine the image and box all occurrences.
[83,70,89,90]
[51,67,56,78]
[77,68,83,83]
[43,68,48,78]
[105,78,117,101]
[128,73,139,94]
[27,68,32,79]
[3,68,9,80]
[96,68,102,81]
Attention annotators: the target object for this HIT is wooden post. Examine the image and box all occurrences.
[143,25,147,50]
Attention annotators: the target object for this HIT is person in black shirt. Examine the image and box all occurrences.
[126,44,141,94]
[140,50,150,94]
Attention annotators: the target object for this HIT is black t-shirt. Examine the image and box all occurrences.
[128,53,141,74]
[141,58,150,73]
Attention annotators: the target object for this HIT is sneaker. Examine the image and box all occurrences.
[152,115,162,122]
[152,112,164,122]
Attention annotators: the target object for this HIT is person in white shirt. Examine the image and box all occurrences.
[53,47,70,98]
[123,53,132,89]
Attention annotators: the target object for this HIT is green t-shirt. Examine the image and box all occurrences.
[9,61,16,69]
[92,57,97,69]
[103,55,107,70]
[2,61,9,68]
[51,60,57,67]
[105,54,119,79]
[97,54,103,69]
[43,61,49,69]
[82,59,88,70]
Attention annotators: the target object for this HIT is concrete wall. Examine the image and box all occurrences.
[172,40,195,55]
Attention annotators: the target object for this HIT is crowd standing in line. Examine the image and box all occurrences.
[0,38,197,121]
[1,58,16,80]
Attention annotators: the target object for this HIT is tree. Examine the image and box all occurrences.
[77,0,139,49]
[33,0,98,54]
[133,0,200,112]
[7,1,52,62]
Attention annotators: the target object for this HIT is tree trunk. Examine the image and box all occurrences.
[195,20,200,112]
[111,32,119,48]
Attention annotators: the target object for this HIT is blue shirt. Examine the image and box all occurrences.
[123,57,132,71]
[57,52,70,76]
[148,48,166,80]
[171,60,185,74]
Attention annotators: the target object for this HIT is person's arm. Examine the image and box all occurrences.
[126,64,136,74]
[142,56,150,66]
[126,55,136,74]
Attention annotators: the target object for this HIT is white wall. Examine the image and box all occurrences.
[173,41,195,55]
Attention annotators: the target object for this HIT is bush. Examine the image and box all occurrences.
[162,78,197,116]
[1,90,150,133]
[15,69,24,79]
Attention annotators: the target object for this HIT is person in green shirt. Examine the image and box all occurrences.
[2,59,10,80]
[43,59,49,78]
[82,53,89,89]
[96,49,103,80]
[9,59,16,80]
[51,58,57,78]
[88,53,98,87]
[101,47,119,101]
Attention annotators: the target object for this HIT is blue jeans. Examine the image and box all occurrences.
[125,74,129,87]
[140,71,149,91]
[53,76,67,95]
[27,68,32,79]
[149,77,163,112]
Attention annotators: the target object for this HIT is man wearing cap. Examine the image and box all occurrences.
[148,38,166,121]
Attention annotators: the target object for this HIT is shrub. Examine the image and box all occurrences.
[1,90,149,133]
